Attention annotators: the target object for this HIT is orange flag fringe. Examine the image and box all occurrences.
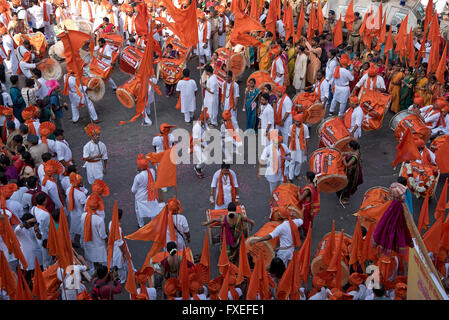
[161,0,198,48]
[295,1,305,43]
[179,248,190,300]
[154,146,177,189]
[218,267,230,300]
[316,1,324,35]
[435,136,449,173]
[199,231,210,281]
[298,225,312,286]
[32,257,47,300]
[0,251,16,297]
[107,201,121,270]
[217,227,230,267]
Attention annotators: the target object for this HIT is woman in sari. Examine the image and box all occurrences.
[304,37,322,86]
[298,171,320,235]
[258,31,274,71]
[415,69,428,101]
[388,62,404,113]
[287,40,296,83]
[425,75,442,106]
[202,203,255,263]
[244,78,261,131]
[400,67,416,111]
[336,140,363,205]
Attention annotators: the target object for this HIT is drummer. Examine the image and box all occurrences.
[94,37,118,92]
[273,85,292,140]
[343,96,363,139]
[352,63,386,96]
[287,113,309,182]
[311,70,329,107]
[414,139,437,166]
[248,206,303,268]
[418,99,443,129]
[329,54,354,117]
[431,106,449,137]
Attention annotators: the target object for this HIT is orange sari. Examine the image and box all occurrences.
[388,71,404,113]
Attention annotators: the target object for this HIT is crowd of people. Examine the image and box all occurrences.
[0,0,448,301]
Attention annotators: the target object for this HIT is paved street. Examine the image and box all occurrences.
[59,56,447,299]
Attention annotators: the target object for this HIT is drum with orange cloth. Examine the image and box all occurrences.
[292,92,325,125]
[360,90,392,131]
[399,161,440,198]
[390,110,431,143]
[311,231,352,286]
[309,147,348,193]
[430,134,449,153]
[116,76,141,109]
[205,205,248,246]
[119,46,144,75]
[215,47,246,81]
[102,34,122,63]
[245,221,280,268]
[89,57,113,81]
[270,183,303,221]
[354,186,390,230]
[247,70,276,91]
[81,76,105,102]
[160,57,185,85]
[318,116,356,152]
[165,36,190,58]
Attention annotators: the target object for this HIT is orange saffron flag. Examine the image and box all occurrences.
[199,231,210,281]
[424,0,433,36]
[236,231,251,285]
[392,128,421,166]
[394,14,408,58]
[297,225,312,286]
[332,16,343,48]
[435,178,448,220]
[436,43,447,85]
[47,215,58,257]
[32,257,47,300]
[375,15,386,51]
[249,0,258,19]
[307,3,316,41]
[154,146,177,189]
[316,1,325,35]
[0,251,16,297]
[124,258,138,298]
[135,3,149,37]
[218,267,230,300]
[283,2,294,41]
[436,136,449,174]
[417,192,430,234]
[423,216,444,253]
[57,30,94,77]
[295,1,305,43]
[345,0,355,31]
[276,250,299,300]
[179,248,190,300]
[0,210,28,270]
[217,227,230,267]
[349,217,363,267]
[322,220,335,266]
[265,0,277,40]
[161,0,198,48]
[246,252,272,300]
[406,29,415,67]
[57,207,74,271]
[230,11,265,47]
[362,223,378,263]
[107,201,121,270]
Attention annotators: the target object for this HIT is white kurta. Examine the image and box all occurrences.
[288,123,309,163]
[2,34,18,75]
[65,186,88,237]
[82,140,108,185]
[197,20,211,57]
[259,103,275,146]
[314,78,330,103]
[421,106,441,129]
[80,212,107,263]
[293,53,307,90]
[271,56,285,85]
[331,68,353,103]
[63,74,98,121]
[166,214,189,249]
[42,179,63,209]
[6,199,24,221]
[268,218,303,266]
[15,225,43,270]
[217,16,229,47]
[347,106,364,139]
[152,134,175,153]
[176,79,198,113]
[131,169,161,219]
[211,169,239,210]
[275,95,293,139]
[31,206,51,266]
[356,74,386,91]
[204,74,219,124]
[260,143,290,182]
[192,122,208,166]
[223,81,240,120]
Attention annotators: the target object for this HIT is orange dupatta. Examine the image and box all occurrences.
[290,123,305,151]
[42,1,49,22]
[274,94,287,126]
[78,0,93,22]
[216,170,236,206]
[83,209,98,242]
[43,175,65,206]
[344,107,353,129]
[221,80,235,110]
[146,168,158,202]
[68,186,81,212]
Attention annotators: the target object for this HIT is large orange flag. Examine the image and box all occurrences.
[124,258,138,298]
[249,0,258,19]
[179,248,190,300]
[394,14,408,58]
[153,146,177,189]
[392,128,421,166]
[236,231,251,285]
[424,0,433,36]
[436,44,447,85]
[332,16,343,48]
[349,217,363,268]
[322,220,335,265]
[316,1,324,35]
[428,12,440,43]
[276,250,299,300]
[375,15,386,51]
[230,0,245,14]
[307,3,316,41]
[406,29,415,67]
[418,192,430,234]
[384,27,393,67]
[283,2,294,41]
[0,211,27,270]
[13,267,29,300]
[135,2,149,37]
[265,0,277,40]
[435,178,448,220]
[230,11,265,47]
[0,251,16,297]
[107,201,121,270]
[328,230,344,289]
[218,267,230,300]
[362,223,378,263]
[217,227,230,267]
[246,252,271,300]
[435,136,449,173]
[359,11,368,37]
[345,0,355,31]
[47,216,58,257]
[57,207,73,271]
[427,13,441,75]
[32,257,47,300]
[297,225,312,286]
[199,231,210,281]
[161,0,198,48]
[416,32,427,68]
[58,30,93,77]
[295,1,305,43]
[423,216,444,253]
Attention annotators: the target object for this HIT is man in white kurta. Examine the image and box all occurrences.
[197,14,211,65]
[176,69,198,123]
[345,97,364,139]
[63,73,99,123]
[108,212,129,283]
[217,11,229,47]
[420,104,441,129]
[14,213,43,271]
[431,107,449,137]
[192,110,210,176]
[271,54,285,85]
[203,65,219,126]
[82,129,108,185]
[288,114,309,181]
[210,165,239,210]
[293,46,307,92]
[165,200,190,250]
[314,70,329,105]
[42,175,63,210]
[2,32,18,75]
[143,77,158,126]
[80,210,107,272]
[221,110,242,163]
[94,38,118,90]
[65,174,88,240]
[258,93,275,147]
[31,197,52,268]
[273,85,292,140]
[223,71,240,121]
[354,71,386,94]
[131,162,161,228]
[329,55,354,116]
[0,209,19,270]
[78,0,95,22]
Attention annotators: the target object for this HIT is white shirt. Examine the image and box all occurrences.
[131,169,157,203]
[27,5,45,29]
[19,61,37,79]
[325,57,338,82]
[355,74,386,91]
[152,134,175,153]
[55,139,73,163]
[31,206,50,240]
[314,78,330,103]
[35,78,50,100]
[260,143,289,182]
[269,218,303,249]
[224,81,239,110]
[94,44,114,64]
[276,20,285,38]
[259,103,274,130]
[15,224,42,270]
[211,169,239,208]
[80,211,107,263]
[347,106,364,139]
[421,105,441,128]
[166,214,189,246]
[42,179,63,209]
[176,79,197,113]
[275,95,293,128]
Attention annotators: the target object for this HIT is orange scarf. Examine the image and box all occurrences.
[58,7,72,21]
[421,147,432,166]
[42,1,49,22]
[63,74,84,108]
[224,117,242,142]
[37,204,50,215]
[78,0,93,22]
[201,20,208,43]
[158,132,170,150]
[25,120,37,135]
[437,113,446,128]
[290,123,305,151]
[146,168,158,202]
[43,175,65,206]
[316,78,324,99]
[272,143,287,181]
[83,209,98,242]
[124,14,135,34]
[274,94,287,126]
[424,107,440,125]
[333,65,341,79]
[344,107,353,129]
[216,170,236,206]
[221,80,235,110]
[366,75,377,91]
[271,56,288,84]
[68,186,81,212]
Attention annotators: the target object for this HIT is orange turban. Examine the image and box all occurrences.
[84,123,101,138]
[160,123,175,134]
[69,172,83,186]
[367,63,377,77]
[222,110,232,120]
[125,5,133,13]
[312,274,327,289]
[12,0,20,5]
[216,5,225,13]
[1,183,18,200]
[85,192,101,211]
[39,121,56,138]
[22,105,39,120]
[0,26,7,35]
[275,85,286,94]
[198,108,210,122]
[92,179,110,197]
[44,160,63,176]
[339,54,351,67]
[207,277,221,293]
[2,107,13,116]
[435,98,448,109]
[136,153,148,170]
[293,113,304,123]
[349,96,359,104]
[413,97,424,107]
[442,106,449,113]
[270,45,281,56]
[167,197,182,213]
[135,267,154,284]
[349,273,367,286]
[278,206,291,219]
[198,11,205,19]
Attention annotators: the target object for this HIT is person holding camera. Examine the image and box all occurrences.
[90,265,122,300]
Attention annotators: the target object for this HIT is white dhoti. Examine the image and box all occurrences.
[330,85,350,115]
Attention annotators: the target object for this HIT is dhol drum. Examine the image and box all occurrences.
[60,19,79,31]
[292,92,325,125]
[216,47,246,80]
[390,110,431,142]
[116,76,141,109]
[205,205,248,246]
[165,36,190,58]
[81,76,105,102]
[160,57,185,85]
[119,46,144,75]
[309,147,348,193]
[399,161,440,198]
[74,18,93,34]
[89,57,113,81]
[354,186,390,230]
[102,34,122,63]
[50,40,65,60]
[311,231,352,287]
[247,70,277,91]
[38,57,62,81]
[360,90,392,131]
[270,183,303,221]
[430,135,449,153]
[318,116,356,152]
[246,221,280,267]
